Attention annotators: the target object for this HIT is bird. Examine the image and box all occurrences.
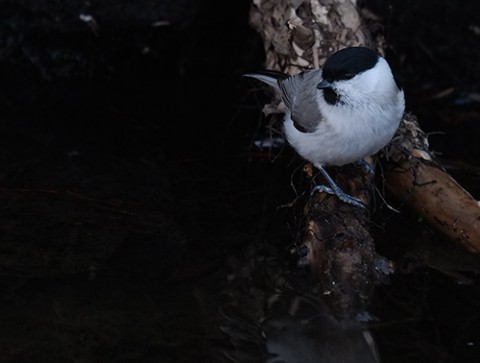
[244,46,405,208]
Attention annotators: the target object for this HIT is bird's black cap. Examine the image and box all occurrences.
[321,47,379,82]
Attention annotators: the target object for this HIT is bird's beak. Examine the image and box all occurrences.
[316,79,331,89]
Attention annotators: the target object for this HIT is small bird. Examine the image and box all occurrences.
[244,46,405,208]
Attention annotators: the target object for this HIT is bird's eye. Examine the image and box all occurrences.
[343,73,354,80]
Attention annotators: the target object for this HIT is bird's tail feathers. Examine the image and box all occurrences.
[243,70,287,91]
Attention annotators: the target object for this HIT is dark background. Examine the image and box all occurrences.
[0,0,480,362]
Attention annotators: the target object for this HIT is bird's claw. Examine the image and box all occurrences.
[311,184,366,209]
[355,159,375,175]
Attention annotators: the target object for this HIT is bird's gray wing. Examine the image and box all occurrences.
[279,70,325,133]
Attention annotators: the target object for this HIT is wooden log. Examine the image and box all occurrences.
[384,113,480,253]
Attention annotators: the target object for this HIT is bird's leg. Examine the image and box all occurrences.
[355,158,375,175]
[311,164,366,209]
